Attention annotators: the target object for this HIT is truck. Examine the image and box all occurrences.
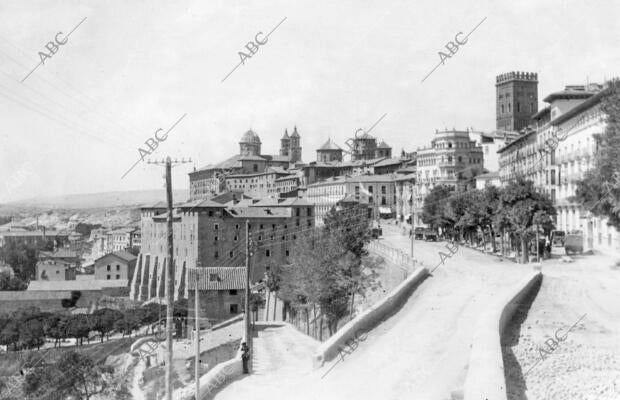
[564,233,584,255]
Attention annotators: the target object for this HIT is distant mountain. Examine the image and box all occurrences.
[2,189,189,210]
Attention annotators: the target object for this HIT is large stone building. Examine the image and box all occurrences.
[350,132,393,161]
[496,71,539,131]
[130,198,315,301]
[414,129,484,226]
[498,82,618,254]
[306,174,396,225]
[316,138,343,163]
[189,129,302,201]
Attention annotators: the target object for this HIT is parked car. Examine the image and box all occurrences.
[371,227,383,239]
[564,234,584,255]
[424,229,438,241]
[551,230,566,247]
[414,227,425,240]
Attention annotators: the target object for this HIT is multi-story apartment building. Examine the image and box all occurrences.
[108,227,137,252]
[468,129,521,172]
[306,174,395,225]
[498,82,618,253]
[224,168,296,198]
[0,229,68,249]
[130,198,315,301]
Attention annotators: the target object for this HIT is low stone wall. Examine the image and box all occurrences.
[463,271,542,400]
[312,266,429,369]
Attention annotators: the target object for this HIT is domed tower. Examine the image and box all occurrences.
[280,129,290,157]
[239,130,261,156]
[289,126,302,163]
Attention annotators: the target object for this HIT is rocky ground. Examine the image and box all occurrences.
[503,252,620,400]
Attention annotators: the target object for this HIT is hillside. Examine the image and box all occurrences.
[0,189,189,211]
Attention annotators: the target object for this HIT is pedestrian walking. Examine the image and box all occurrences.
[241,342,250,374]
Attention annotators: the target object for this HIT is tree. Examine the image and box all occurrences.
[24,351,114,400]
[91,308,123,342]
[499,178,556,263]
[114,309,141,337]
[0,320,19,351]
[0,242,38,282]
[66,314,91,346]
[44,314,69,347]
[265,266,282,321]
[19,315,45,350]
[0,271,28,290]
[574,79,620,229]
[127,246,140,256]
[422,185,455,232]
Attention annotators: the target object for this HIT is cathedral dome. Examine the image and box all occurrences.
[240,130,261,144]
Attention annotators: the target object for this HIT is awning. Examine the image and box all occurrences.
[379,207,392,214]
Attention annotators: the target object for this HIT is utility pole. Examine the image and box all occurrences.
[411,182,416,260]
[195,265,200,400]
[244,220,251,349]
[146,157,191,400]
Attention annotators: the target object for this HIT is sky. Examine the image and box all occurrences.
[0,0,619,203]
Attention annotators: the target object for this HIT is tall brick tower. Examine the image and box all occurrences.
[289,126,302,163]
[280,129,290,157]
[496,71,538,132]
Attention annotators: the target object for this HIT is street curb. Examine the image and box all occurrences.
[312,266,429,369]
[463,270,542,400]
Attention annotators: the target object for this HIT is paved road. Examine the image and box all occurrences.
[215,226,531,400]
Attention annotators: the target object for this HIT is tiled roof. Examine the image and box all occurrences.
[95,250,137,263]
[373,158,403,167]
[240,130,261,144]
[249,197,312,207]
[194,155,242,173]
[238,155,266,162]
[178,199,227,209]
[394,173,417,181]
[40,249,80,259]
[346,174,397,183]
[187,267,247,291]
[318,138,342,151]
[225,207,291,219]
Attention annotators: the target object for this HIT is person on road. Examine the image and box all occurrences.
[241,342,250,374]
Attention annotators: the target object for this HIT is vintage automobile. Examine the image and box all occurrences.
[424,229,438,241]
[564,233,584,255]
[371,227,383,239]
[414,227,425,240]
[551,230,566,247]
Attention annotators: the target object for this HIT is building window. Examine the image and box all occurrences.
[308,220,312,227]
[381,197,386,205]
[501,104,505,114]
[368,186,373,193]
[215,251,219,259]
[208,211,213,217]
[266,249,271,257]
[116,274,120,279]
[229,251,234,258]
[215,236,219,241]
[517,102,521,112]
[369,196,374,203]
[107,275,111,280]
[235,224,240,230]
[107,265,111,271]
[253,164,258,172]
[234,235,238,241]
[381,186,386,194]
[214,223,219,230]
[285,250,290,257]
[230,304,239,314]
[307,207,312,216]
[229,290,238,295]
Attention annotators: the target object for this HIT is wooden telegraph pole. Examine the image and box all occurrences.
[244,220,251,350]
[195,265,200,400]
[146,157,191,400]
